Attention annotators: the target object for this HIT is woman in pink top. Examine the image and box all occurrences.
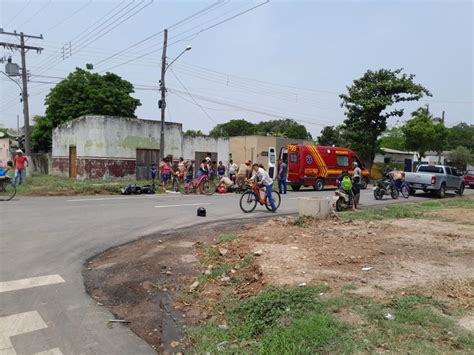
[159,157,171,190]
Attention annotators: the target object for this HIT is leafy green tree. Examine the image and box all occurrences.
[31,66,141,152]
[431,121,449,163]
[45,67,141,127]
[340,68,430,169]
[447,122,474,152]
[448,146,474,171]
[31,115,53,152]
[317,126,345,146]
[402,107,438,162]
[255,119,312,140]
[378,127,406,151]
[184,129,205,137]
[209,119,255,138]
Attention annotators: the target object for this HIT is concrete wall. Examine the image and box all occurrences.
[0,138,12,164]
[52,115,182,180]
[182,136,229,165]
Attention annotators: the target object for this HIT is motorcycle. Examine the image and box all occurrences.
[334,188,353,211]
[373,179,398,200]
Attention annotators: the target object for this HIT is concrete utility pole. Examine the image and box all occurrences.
[159,29,168,162]
[0,29,43,155]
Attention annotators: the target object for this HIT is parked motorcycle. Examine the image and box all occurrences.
[334,188,353,211]
[373,179,398,200]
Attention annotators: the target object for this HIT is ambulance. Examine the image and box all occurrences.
[280,144,370,191]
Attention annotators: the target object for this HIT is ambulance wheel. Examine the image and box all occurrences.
[291,184,301,191]
[314,179,324,191]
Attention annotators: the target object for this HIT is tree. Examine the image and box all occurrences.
[317,126,345,146]
[31,115,53,152]
[340,68,430,169]
[447,122,474,152]
[209,119,255,138]
[448,146,474,171]
[431,121,449,163]
[378,127,406,151]
[402,107,438,162]
[184,129,205,137]
[32,66,141,152]
[209,118,312,139]
[255,119,312,140]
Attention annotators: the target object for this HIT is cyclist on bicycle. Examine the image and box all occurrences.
[197,158,210,178]
[250,163,277,212]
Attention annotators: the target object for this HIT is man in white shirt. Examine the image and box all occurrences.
[251,163,277,212]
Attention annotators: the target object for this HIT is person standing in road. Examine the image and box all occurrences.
[159,157,171,190]
[228,159,238,181]
[351,162,362,208]
[236,160,252,186]
[277,159,288,194]
[13,149,28,186]
[217,161,226,179]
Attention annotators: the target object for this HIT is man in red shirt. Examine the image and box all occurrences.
[13,149,28,186]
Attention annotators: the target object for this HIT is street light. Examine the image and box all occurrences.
[159,38,192,162]
[166,46,192,71]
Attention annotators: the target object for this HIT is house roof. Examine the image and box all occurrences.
[380,147,414,155]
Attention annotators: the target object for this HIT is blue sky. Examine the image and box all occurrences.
[1,0,472,137]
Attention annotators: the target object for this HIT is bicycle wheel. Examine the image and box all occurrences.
[0,180,16,201]
[180,181,192,195]
[265,190,281,211]
[401,184,410,199]
[240,191,257,213]
[202,179,217,195]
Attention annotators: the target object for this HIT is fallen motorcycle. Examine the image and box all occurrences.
[373,179,398,200]
[334,188,353,211]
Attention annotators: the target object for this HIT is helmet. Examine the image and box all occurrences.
[205,157,211,162]
[352,162,358,167]
[197,207,206,217]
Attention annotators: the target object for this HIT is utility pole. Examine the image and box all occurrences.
[0,29,43,156]
[159,29,168,162]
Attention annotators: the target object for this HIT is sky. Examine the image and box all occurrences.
[1,0,473,138]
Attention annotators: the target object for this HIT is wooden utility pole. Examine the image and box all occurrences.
[0,29,43,155]
[159,29,168,162]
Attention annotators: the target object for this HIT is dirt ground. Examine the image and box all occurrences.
[84,208,474,353]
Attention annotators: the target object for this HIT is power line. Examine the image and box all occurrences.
[44,0,93,34]
[99,0,270,72]
[5,0,32,27]
[169,68,217,124]
[93,0,225,68]
[17,0,53,28]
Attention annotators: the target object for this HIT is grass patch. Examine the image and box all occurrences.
[14,173,163,196]
[189,286,474,353]
[341,196,474,221]
[217,233,237,244]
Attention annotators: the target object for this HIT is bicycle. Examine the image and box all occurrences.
[0,177,16,201]
[180,174,216,195]
[397,180,410,199]
[239,182,281,213]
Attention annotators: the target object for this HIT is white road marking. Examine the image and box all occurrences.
[0,275,65,294]
[34,348,63,355]
[155,203,211,208]
[0,311,47,354]
[66,194,194,202]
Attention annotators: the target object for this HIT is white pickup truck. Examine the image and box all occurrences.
[404,164,465,198]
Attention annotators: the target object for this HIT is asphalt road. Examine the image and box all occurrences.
[1,187,470,354]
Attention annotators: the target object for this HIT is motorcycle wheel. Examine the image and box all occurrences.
[373,189,382,200]
[335,197,345,211]
[391,188,399,199]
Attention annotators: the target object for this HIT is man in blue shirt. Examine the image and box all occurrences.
[277,159,288,194]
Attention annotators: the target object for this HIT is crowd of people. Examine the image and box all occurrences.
[152,156,288,199]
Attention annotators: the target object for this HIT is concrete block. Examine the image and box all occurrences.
[298,197,332,219]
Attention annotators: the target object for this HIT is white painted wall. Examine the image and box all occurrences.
[52,115,182,158]
[0,138,12,164]
[182,136,229,165]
